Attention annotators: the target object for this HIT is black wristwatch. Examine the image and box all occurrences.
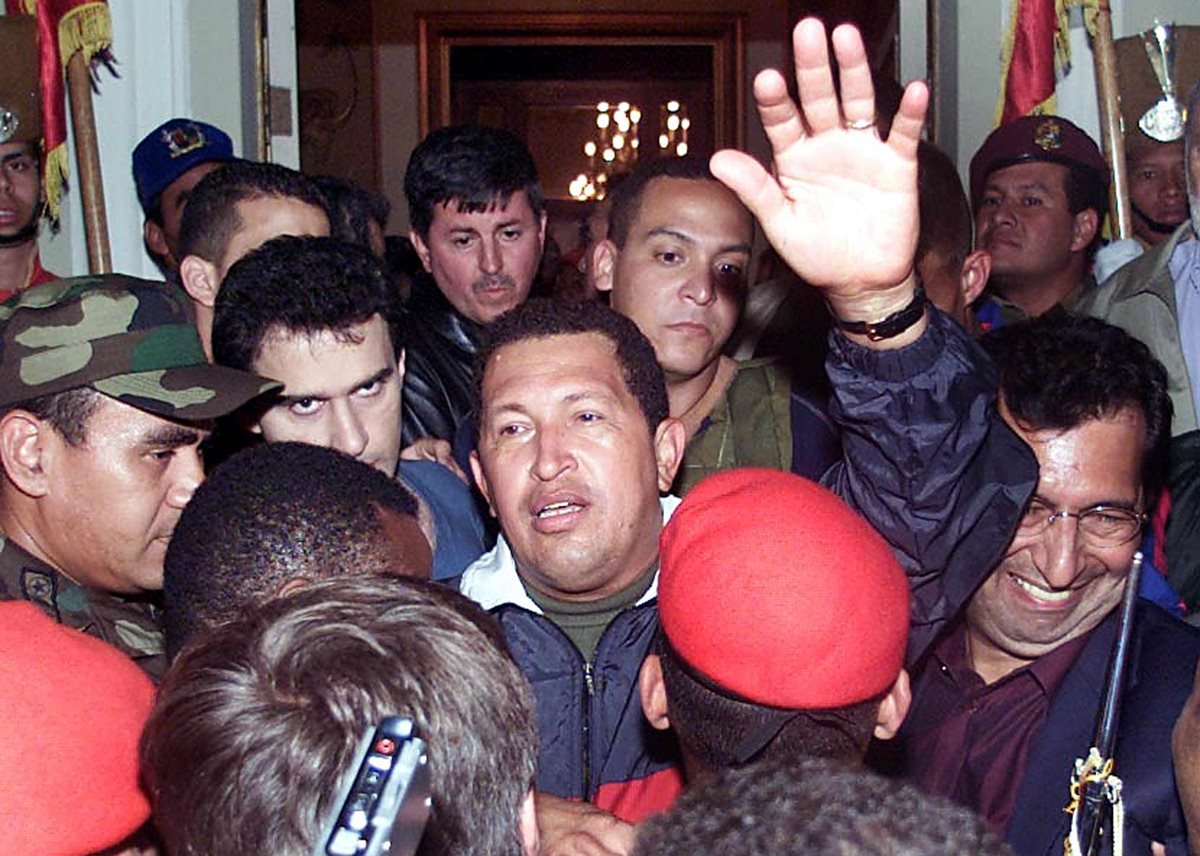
[833,285,926,341]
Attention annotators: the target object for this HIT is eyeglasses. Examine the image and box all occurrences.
[1017,497,1146,548]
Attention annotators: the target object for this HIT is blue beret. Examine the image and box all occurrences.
[132,118,234,214]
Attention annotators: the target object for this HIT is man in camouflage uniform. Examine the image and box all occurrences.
[0,276,277,679]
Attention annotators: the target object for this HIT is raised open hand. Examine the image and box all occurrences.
[711,19,928,320]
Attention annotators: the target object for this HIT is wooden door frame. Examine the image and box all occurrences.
[417,11,745,151]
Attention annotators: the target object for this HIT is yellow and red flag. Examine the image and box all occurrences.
[3,0,112,221]
[996,0,1070,123]
[996,0,1102,125]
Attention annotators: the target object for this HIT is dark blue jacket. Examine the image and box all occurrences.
[460,309,1038,821]
[901,603,1200,856]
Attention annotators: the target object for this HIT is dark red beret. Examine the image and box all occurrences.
[969,115,1108,209]
[657,468,909,710]
[0,603,154,854]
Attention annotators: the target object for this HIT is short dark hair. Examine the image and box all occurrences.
[404,125,543,239]
[142,575,538,856]
[0,387,101,446]
[312,174,391,247]
[607,156,717,249]
[178,160,327,264]
[916,141,973,274]
[658,640,880,774]
[981,313,1172,494]
[476,298,669,435]
[212,235,403,371]
[632,756,1015,856]
[162,441,424,659]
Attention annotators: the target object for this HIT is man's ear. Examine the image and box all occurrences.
[593,239,618,294]
[408,229,434,274]
[518,789,539,856]
[653,418,687,492]
[1069,208,1100,253]
[873,669,912,740]
[179,254,220,309]
[0,411,53,499]
[395,348,407,383]
[638,654,671,731]
[537,210,548,247]
[469,450,496,517]
[959,248,991,308]
[143,219,170,260]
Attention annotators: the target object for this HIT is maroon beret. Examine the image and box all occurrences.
[657,468,909,710]
[0,603,154,854]
[969,115,1108,209]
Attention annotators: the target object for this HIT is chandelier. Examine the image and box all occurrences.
[570,100,690,201]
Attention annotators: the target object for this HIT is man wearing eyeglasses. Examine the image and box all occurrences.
[891,313,1200,856]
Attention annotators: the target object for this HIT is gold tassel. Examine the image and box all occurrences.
[56,2,112,69]
[42,142,68,224]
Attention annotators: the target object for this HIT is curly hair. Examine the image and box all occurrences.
[632,756,1014,856]
[162,441,424,659]
[212,234,403,371]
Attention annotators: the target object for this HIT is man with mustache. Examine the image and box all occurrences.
[401,125,546,445]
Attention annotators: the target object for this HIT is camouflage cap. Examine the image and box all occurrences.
[0,275,280,421]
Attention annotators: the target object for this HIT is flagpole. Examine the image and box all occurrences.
[1091,0,1131,240]
[66,50,111,274]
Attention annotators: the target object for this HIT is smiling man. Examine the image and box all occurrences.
[595,157,839,494]
[968,115,1108,325]
[400,125,546,445]
[0,276,277,680]
[895,314,1200,855]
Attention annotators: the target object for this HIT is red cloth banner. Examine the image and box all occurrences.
[3,0,112,221]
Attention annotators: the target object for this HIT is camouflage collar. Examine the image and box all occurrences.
[0,535,166,681]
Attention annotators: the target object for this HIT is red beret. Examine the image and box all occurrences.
[969,115,1108,210]
[657,469,909,710]
[0,603,155,855]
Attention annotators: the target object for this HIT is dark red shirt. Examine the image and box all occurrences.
[906,624,1090,834]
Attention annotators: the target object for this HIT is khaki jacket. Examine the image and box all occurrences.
[1077,223,1198,436]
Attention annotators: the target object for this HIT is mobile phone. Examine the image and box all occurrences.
[315,716,431,856]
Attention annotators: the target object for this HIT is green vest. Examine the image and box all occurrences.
[673,360,793,496]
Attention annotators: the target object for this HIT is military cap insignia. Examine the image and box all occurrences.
[0,107,17,144]
[1034,119,1063,152]
[161,122,208,159]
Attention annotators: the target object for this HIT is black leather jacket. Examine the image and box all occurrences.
[400,276,483,445]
